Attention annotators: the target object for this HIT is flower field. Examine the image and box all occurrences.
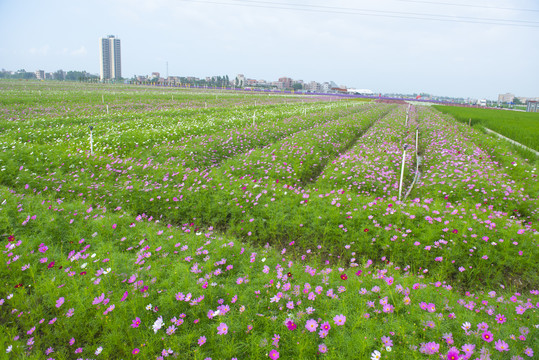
[0,81,537,360]
[431,105,539,158]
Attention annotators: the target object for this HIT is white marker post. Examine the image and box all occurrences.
[102,95,104,103]
[89,125,94,155]
[398,145,408,201]
[106,105,109,115]
[253,111,256,127]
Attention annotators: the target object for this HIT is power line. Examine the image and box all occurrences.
[179,0,539,27]
[392,0,539,13]
[231,0,539,25]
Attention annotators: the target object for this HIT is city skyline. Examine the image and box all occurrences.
[1,0,538,99]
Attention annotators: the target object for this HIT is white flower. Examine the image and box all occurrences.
[152,316,164,333]
[462,322,471,331]
[146,304,153,311]
[103,268,111,274]
[81,263,87,269]
[386,346,392,352]
[213,310,221,317]
[6,345,12,353]
[7,294,13,300]
[91,253,96,258]
[371,350,381,360]
[95,346,103,355]
[261,258,266,262]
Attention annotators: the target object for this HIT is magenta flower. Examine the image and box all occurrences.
[318,344,328,353]
[494,339,509,352]
[482,331,493,342]
[446,349,460,360]
[268,349,280,359]
[198,336,206,346]
[69,338,75,346]
[120,291,128,302]
[131,317,141,328]
[305,319,318,332]
[333,314,346,326]
[132,348,140,354]
[56,297,65,308]
[217,322,228,335]
[495,314,506,324]
[321,321,331,331]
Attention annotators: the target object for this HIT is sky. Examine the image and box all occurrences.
[0,0,538,99]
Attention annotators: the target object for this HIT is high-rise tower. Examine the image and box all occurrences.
[99,35,121,81]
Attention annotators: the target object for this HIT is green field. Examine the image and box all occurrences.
[0,81,537,360]
[433,105,539,154]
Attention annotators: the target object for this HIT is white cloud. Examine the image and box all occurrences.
[70,46,87,56]
[29,45,50,56]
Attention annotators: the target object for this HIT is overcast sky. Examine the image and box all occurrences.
[1,0,538,99]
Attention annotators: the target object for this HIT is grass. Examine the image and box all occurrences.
[0,81,537,360]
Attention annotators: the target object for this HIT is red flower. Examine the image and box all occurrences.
[15,283,23,288]
[287,272,292,278]
[8,235,15,242]
[80,271,86,275]
[340,274,348,280]
[47,261,55,269]
[452,229,458,234]
[364,229,369,232]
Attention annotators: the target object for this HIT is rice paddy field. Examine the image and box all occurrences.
[0,81,537,360]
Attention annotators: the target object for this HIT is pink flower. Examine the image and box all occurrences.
[132,348,140,354]
[120,291,128,302]
[333,314,346,326]
[217,322,228,335]
[92,293,105,305]
[305,319,318,332]
[494,339,509,352]
[56,297,65,308]
[198,336,206,346]
[495,314,506,324]
[318,344,328,353]
[268,349,280,359]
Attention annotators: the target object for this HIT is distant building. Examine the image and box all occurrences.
[278,77,293,89]
[307,81,321,92]
[99,35,122,81]
[234,74,245,87]
[498,93,514,103]
[35,70,45,80]
[527,100,538,112]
